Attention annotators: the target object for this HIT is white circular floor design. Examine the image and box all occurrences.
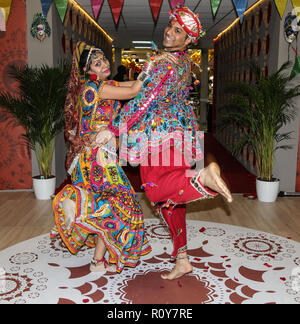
[0,219,299,304]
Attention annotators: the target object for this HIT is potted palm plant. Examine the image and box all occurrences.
[220,62,300,202]
[0,62,70,199]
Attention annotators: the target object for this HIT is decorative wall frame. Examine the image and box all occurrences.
[30,13,51,42]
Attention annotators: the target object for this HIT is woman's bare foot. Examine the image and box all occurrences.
[200,162,233,203]
[62,198,76,235]
[161,255,193,280]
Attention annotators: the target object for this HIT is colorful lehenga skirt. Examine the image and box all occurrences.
[51,148,151,273]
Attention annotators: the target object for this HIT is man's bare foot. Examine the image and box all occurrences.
[62,198,76,235]
[161,257,193,280]
[200,162,233,203]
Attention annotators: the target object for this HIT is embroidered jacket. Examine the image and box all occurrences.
[79,79,120,140]
[109,51,204,165]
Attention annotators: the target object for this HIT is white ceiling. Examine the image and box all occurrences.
[76,0,260,48]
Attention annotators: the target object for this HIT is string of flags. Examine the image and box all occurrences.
[0,0,300,32]
[88,0,300,25]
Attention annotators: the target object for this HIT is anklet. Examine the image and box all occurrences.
[91,258,108,268]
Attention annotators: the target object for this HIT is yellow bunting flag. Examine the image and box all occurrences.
[0,0,12,22]
[292,0,300,9]
[274,0,288,19]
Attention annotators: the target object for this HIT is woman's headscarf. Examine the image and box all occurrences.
[64,41,103,170]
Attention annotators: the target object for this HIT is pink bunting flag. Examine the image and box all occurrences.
[169,0,185,10]
[91,0,104,20]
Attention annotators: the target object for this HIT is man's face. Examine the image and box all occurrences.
[163,19,192,51]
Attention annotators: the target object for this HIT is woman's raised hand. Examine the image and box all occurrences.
[92,127,114,149]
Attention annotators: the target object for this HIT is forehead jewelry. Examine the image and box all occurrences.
[86,47,95,68]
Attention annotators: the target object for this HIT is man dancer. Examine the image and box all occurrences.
[109,6,232,280]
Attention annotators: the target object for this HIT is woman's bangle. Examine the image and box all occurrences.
[137,71,149,82]
[142,61,154,75]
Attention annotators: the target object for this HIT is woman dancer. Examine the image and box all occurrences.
[52,41,157,273]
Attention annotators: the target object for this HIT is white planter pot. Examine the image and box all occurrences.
[33,176,56,200]
[256,178,280,203]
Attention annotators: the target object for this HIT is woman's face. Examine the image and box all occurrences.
[88,52,111,80]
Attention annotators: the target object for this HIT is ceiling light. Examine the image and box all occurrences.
[132,41,152,44]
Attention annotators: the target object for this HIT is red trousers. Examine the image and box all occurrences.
[140,147,217,258]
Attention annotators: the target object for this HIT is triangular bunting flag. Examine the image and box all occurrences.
[91,0,104,20]
[274,0,288,19]
[232,0,248,23]
[0,0,12,22]
[0,7,5,31]
[292,0,300,22]
[54,0,68,22]
[292,0,300,8]
[107,0,124,26]
[169,0,185,10]
[149,0,163,24]
[210,0,221,17]
[290,56,300,79]
[41,0,53,18]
